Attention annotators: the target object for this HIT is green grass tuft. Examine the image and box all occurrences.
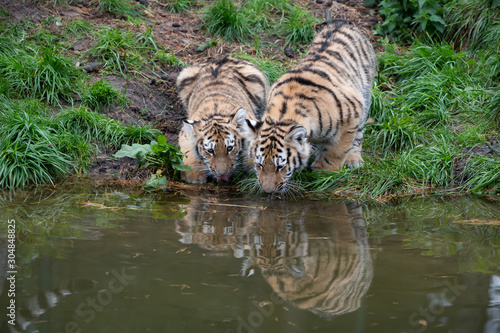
[202,0,250,42]
[82,77,127,111]
[89,26,161,75]
[0,45,85,105]
[280,5,320,46]
[0,97,74,189]
[96,0,144,18]
[163,0,196,13]
[64,18,97,35]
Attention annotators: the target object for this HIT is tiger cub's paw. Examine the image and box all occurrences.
[181,170,207,184]
[345,152,364,169]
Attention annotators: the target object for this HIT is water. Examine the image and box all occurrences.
[1,180,500,333]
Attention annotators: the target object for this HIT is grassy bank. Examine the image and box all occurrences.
[0,0,498,200]
[306,0,500,200]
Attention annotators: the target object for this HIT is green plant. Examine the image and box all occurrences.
[154,50,186,67]
[202,0,250,42]
[376,0,446,42]
[114,134,190,181]
[196,40,218,52]
[463,155,500,193]
[56,107,125,146]
[445,0,500,53]
[163,0,195,13]
[0,97,74,189]
[96,0,144,18]
[82,77,127,111]
[280,5,320,46]
[89,27,160,75]
[90,27,141,75]
[241,0,290,32]
[56,107,159,147]
[0,6,11,18]
[64,18,97,35]
[0,45,85,105]
[367,111,421,154]
[121,124,161,145]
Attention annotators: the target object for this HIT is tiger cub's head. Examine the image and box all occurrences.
[250,119,310,194]
[182,108,254,182]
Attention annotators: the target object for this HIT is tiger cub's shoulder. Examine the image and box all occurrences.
[176,56,270,119]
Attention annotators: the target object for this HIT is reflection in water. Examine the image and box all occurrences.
[486,274,500,333]
[2,278,95,333]
[176,199,373,318]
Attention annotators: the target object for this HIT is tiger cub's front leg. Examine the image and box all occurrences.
[312,125,358,172]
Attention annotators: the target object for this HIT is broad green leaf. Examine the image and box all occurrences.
[145,174,167,186]
[114,143,153,159]
[429,14,444,24]
[172,163,191,171]
[157,134,167,146]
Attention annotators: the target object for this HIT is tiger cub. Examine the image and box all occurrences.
[176,56,270,184]
[250,20,376,194]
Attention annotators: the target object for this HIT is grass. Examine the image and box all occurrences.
[82,77,128,111]
[445,0,500,53]
[0,44,85,105]
[202,0,250,42]
[89,27,142,75]
[0,0,498,198]
[96,0,144,18]
[0,97,74,189]
[89,26,162,75]
[163,0,196,13]
[463,155,500,193]
[64,18,97,36]
[202,0,318,46]
[56,107,160,147]
[280,5,320,46]
[154,50,186,67]
[0,96,161,190]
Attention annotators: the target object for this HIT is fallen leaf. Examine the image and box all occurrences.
[170,284,190,290]
[176,247,191,254]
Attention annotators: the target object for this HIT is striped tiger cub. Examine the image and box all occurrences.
[176,56,270,184]
[250,20,376,194]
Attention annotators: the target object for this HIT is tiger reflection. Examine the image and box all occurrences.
[175,197,257,257]
[243,201,372,317]
[1,278,95,333]
[176,199,372,318]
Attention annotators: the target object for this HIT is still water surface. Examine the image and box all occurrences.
[1,182,500,333]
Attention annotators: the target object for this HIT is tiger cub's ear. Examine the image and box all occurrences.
[286,125,308,146]
[232,108,248,129]
[176,66,201,108]
[245,118,263,134]
[182,120,200,134]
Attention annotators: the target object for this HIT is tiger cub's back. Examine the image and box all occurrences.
[176,56,270,184]
[251,21,376,194]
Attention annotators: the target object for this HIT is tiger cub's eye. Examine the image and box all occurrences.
[227,146,233,153]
